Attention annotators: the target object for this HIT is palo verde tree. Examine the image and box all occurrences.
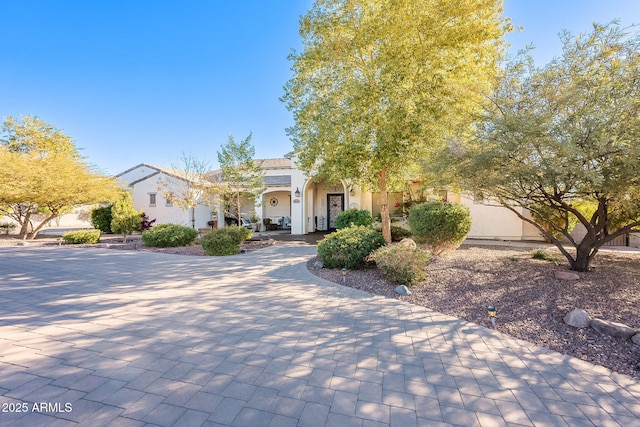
[0,116,120,239]
[282,0,510,242]
[157,152,217,229]
[436,23,640,271]
[216,134,265,226]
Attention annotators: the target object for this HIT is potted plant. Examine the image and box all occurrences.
[250,215,261,231]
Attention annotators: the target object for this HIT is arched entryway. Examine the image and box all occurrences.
[302,179,347,233]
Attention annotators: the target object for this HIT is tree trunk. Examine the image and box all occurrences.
[379,169,391,243]
[28,212,58,240]
[237,192,241,227]
[571,239,596,272]
[19,222,30,240]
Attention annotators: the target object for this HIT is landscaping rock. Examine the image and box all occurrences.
[632,333,640,345]
[590,318,637,340]
[555,271,580,280]
[398,238,417,249]
[564,309,591,328]
[395,285,411,296]
[314,260,324,269]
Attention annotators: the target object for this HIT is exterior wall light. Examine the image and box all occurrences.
[294,188,301,198]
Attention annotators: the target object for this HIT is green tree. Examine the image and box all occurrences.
[110,192,141,242]
[0,116,120,239]
[282,0,509,242]
[216,134,265,226]
[436,23,640,271]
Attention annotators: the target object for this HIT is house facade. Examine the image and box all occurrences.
[117,157,545,241]
[116,164,214,229]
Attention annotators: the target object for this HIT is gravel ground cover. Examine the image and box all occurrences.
[309,245,640,379]
[3,234,638,378]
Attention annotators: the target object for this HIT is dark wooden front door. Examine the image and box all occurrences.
[327,194,344,230]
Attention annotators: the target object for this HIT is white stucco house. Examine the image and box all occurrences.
[116,156,545,241]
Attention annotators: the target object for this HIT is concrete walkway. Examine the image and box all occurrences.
[0,245,638,427]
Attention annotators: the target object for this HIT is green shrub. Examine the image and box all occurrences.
[408,201,471,255]
[531,249,557,263]
[141,224,198,248]
[317,225,386,269]
[369,244,430,286]
[111,193,141,242]
[90,205,113,233]
[62,229,101,244]
[335,209,374,229]
[201,226,252,256]
[0,221,17,235]
[390,225,412,241]
[374,225,413,241]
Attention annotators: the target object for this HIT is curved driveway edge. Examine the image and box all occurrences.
[0,244,638,426]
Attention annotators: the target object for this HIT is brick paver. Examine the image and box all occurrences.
[1,245,639,426]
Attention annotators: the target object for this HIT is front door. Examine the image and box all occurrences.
[327,194,344,230]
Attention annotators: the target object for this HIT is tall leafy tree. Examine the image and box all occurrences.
[216,134,265,226]
[0,116,120,239]
[282,0,510,242]
[434,23,640,271]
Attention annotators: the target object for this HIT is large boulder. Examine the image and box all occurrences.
[398,238,417,249]
[555,271,580,280]
[564,309,591,328]
[395,285,411,296]
[590,318,637,340]
[632,333,640,345]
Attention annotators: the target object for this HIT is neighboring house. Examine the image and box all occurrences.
[117,156,546,241]
[116,164,215,230]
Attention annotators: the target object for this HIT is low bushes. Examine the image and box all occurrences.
[201,226,252,256]
[62,229,101,244]
[375,225,412,241]
[408,201,471,255]
[0,221,16,235]
[317,225,386,269]
[390,225,412,241]
[335,209,374,229]
[369,244,430,286]
[90,205,113,233]
[141,224,198,248]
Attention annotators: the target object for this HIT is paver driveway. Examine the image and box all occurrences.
[1,245,639,426]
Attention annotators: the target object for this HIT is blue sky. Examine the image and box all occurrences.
[2,1,640,176]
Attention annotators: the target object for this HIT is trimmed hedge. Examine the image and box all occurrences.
[201,226,252,256]
[390,225,412,241]
[141,224,198,248]
[408,201,471,255]
[63,229,101,244]
[317,225,386,269]
[369,244,429,286]
[90,205,113,233]
[335,209,374,230]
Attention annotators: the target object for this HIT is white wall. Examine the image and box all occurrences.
[262,190,291,223]
[460,194,544,241]
[119,166,213,229]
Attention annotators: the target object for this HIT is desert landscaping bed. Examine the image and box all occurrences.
[309,245,640,379]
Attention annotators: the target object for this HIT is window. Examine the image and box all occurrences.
[165,195,173,207]
[149,193,157,207]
